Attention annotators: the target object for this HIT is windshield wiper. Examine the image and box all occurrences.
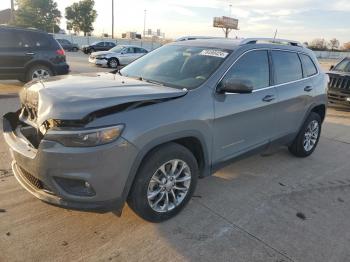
[142,78,164,86]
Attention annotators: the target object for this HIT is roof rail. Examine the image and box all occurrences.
[240,38,303,47]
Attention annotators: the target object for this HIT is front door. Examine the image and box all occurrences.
[213,50,278,164]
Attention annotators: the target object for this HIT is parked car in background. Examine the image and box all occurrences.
[81,41,116,54]
[327,57,350,109]
[56,39,79,52]
[3,38,327,222]
[88,45,148,68]
[0,26,69,82]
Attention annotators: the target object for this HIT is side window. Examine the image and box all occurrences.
[18,32,51,48]
[0,30,22,48]
[272,51,302,84]
[300,54,317,77]
[334,59,350,72]
[222,50,270,90]
[110,42,115,47]
[97,42,104,47]
[127,47,135,53]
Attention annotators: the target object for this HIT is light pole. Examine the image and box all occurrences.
[229,4,232,16]
[10,0,14,23]
[143,9,147,38]
[112,0,115,38]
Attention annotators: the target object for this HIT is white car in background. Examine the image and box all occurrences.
[88,45,148,68]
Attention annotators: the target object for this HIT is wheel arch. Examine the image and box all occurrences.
[121,132,211,204]
[311,104,326,123]
[24,60,55,75]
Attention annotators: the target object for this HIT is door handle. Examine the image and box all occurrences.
[262,95,276,102]
[26,52,35,56]
[304,86,313,92]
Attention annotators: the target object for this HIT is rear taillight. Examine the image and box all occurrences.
[56,49,65,56]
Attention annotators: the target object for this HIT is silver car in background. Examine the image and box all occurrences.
[89,45,148,68]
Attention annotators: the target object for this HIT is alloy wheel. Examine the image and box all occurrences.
[32,69,50,80]
[303,120,319,152]
[147,159,191,213]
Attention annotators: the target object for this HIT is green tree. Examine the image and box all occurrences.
[13,0,61,33]
[65,0,97,36]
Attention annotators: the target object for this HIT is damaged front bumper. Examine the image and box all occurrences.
[2,112,139,213]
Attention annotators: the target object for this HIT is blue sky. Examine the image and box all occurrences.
[1,0,349,43]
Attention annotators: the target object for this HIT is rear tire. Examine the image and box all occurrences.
[288,112,322,157]
[127,143,198,223]
[25,64,53,82]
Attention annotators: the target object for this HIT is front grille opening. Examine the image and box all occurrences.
[19,167,44,189]
[19,166,54,194]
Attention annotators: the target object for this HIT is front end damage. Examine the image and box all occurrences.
[2,74,187,212]
[3,110,139,212]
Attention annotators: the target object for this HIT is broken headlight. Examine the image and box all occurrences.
[44,125,124,147]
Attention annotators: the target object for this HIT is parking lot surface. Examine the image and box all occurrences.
[0,53,349,262]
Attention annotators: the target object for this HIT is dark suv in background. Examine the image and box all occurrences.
[0,26,69,82]
[327,57,350,109]
[56,38,79,52]
[81,41,116,54]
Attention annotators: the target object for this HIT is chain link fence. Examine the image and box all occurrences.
[53,34,166,51]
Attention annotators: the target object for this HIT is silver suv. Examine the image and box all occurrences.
[3,38,327,222]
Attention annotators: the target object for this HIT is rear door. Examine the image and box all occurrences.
[272,50,316,138]
[0,29,33,79]
[213,49,278,163]
[133,48,147,61]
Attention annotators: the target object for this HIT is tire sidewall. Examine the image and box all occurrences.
[128,143,199,222]
[296,112,322,157]
[108,58,119,68]
[26,65,53,82]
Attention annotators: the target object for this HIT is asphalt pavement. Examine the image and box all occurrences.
[0,53,350,262]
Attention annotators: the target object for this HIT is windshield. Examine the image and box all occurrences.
[334,59,350,72]
[120,45,231,89]
[110,45,125,53]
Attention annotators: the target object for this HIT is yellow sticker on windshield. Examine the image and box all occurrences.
[199,50,228,58]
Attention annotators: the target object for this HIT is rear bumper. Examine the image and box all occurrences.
[328,89,350,110]
[53,63,70,75]
[2,112,139,213]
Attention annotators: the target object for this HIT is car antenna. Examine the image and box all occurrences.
[273,29,278,42]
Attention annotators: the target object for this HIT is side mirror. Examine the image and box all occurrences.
[330,65,334,70]
[217,78,254,94]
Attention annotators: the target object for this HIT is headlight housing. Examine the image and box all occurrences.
[44,125,124,147]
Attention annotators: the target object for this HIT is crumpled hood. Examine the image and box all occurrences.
[19,73,187,126]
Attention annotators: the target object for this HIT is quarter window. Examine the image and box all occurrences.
[300,54,317,77]
[272,51,303,84]
[222,50,270,90]
[0,30,21,48]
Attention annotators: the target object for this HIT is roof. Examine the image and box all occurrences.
[171,37,307,52]
[0,25,46,34]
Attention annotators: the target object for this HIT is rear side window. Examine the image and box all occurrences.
[0,30,22,48]
[18,32,51,48]
[223,50,270,90]
[272,51,302,85]
[300,54,317,77]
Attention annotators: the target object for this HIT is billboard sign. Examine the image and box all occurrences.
[213,16,238,29]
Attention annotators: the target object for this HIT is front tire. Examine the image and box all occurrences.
[289,112,322,157]
[127,143,198,223]
[108,58,119,68]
